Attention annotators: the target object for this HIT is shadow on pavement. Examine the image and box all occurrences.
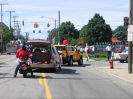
[0,65,10,67]
[32,68,80,75]
[62,63,91,67]
[0,73,10,75]
[33,68,56,73]
[56,68,80,74]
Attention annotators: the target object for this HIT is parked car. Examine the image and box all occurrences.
[26,40,62,72]
[113,47,130,63]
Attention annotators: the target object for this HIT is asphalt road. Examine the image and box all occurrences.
[0,55,133,99]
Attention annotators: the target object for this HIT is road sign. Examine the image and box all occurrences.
[127,25,133,41]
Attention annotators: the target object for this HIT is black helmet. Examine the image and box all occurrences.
[22,45,26,50]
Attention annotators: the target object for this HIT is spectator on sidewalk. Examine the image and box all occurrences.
[111,45,116,57]
[117,45,123,53]
[105,44,112,60]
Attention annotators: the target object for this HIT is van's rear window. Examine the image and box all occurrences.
[55,46,66,50]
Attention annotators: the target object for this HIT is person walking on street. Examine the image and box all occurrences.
[86,46,90,61]
[111,45,116,57]
[105,44,112,60]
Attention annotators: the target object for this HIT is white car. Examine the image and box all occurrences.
[113,47,129,63]
[27,40,62,72]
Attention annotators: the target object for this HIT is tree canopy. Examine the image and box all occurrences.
[112,25,127,42]
[49,21,79,45]
[79,13,112,45]
[2,26,15,43]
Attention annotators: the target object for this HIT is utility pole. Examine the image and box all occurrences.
[0,3,8,54]
[25,32,29,42]
[6,11,15,30]
[15,21,20,39]
[12,16,19,30]
[58,10,60,44]
[1,3,8,22]
[128,0,133,73]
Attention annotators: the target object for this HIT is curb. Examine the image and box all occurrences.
[92,68,133,84]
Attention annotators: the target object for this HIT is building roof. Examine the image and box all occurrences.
[111,38,122,42]
[0,22,6,27]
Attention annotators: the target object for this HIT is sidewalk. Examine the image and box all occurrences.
[88,58,133,84]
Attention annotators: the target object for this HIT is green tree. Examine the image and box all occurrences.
[47,28,56,40]
[52,21,79,45]
[80,13,112,45]
[112,25,127,42]
[2,26,15,43]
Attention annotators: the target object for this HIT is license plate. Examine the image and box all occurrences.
[22,67,27,70]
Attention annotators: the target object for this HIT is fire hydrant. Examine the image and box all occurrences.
[109,59,114,69]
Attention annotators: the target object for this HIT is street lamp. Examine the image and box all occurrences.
[41,16,58,42]
[41,16,57,29]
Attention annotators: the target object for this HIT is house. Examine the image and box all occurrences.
[111,38,127,51]
[0,22,6,27]
[111,38,122,43]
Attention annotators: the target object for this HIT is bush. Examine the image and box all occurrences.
[92,52,107,58]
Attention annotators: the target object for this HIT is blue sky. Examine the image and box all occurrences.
[1,0,129,39]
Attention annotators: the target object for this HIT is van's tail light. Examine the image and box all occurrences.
[51,56,54,59]
[44,61,48,64]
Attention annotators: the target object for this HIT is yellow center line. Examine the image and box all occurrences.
[38,73,52,99]
[39,77,43,85]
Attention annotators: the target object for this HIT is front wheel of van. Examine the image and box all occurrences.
[78,57,83,65]
[68,57,73,66]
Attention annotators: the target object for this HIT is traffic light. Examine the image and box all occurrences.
[33,22,39,28]
[36,24,39,28]
[22,20,24,26]
[124,17,129,28]
[47,23,50,28]
[39,30,41,33]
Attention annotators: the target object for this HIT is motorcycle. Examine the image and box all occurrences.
[19,57,32,78]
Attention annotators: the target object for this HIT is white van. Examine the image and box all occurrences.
[6,43,17,55]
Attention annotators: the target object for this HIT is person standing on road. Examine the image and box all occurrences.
[85,46,90,61]
[105,44,112,60]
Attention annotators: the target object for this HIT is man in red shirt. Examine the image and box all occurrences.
[14,45,33,77]
[63,38,68,45]
[63,38,68,53]
[117,45,122,53]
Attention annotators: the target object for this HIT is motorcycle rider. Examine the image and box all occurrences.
[14,44,33,77]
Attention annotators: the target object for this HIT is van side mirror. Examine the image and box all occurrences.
[58,50,62,55]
